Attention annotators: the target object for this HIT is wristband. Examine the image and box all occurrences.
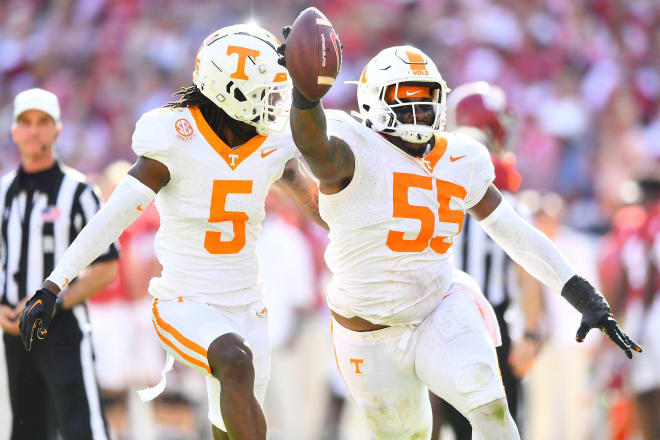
[560,275,610,315]
[292,87,320,110]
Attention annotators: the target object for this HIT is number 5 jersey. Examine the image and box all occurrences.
[131,106,299,306]
[320,110,495,326]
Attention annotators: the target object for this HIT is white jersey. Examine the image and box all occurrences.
[320,110,495,326]
[131,106,299,306]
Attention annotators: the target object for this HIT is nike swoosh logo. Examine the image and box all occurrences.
[137,204,143,212]
[261,148,277,158]
[28,299,42,315]
[450,155,466,162]
[406,90,421,96]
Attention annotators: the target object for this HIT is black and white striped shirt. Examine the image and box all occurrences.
[0,161,118,307]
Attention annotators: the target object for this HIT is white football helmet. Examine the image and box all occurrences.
[348,46,449,144]
[193,24,292,135]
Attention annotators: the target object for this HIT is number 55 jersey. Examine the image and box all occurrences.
[320,110,495,326]
[131,106,299,307]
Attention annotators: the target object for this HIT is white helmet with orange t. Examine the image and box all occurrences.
[349,46,449,144]
[193,24,292,135]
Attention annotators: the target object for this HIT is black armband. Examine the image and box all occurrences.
[560,275,611,315]
[292,87,320,110]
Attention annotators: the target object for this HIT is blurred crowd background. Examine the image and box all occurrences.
[0,0,659,439]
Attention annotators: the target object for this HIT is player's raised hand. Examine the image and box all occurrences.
[561,275,642,359]
[277,7,342,105]
[19,288,57,351]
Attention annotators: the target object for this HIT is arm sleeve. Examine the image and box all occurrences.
[46,175,156,289]
[479,198,576,293]
[77,185,119,263]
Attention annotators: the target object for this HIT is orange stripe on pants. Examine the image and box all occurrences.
[152,320,211,374]
[152,298,208,358]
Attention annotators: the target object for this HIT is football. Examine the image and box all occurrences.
[284,7,342,101]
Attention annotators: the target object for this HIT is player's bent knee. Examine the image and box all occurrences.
[467,397,520,439]
[207,333,255,383]
[467,397,510,427]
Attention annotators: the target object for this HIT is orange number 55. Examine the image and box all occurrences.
[204,180,252,254]
[386,172,467,254]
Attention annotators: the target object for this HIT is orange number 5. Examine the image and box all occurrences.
[204,180,252,254]
[430,180,467,254]
[386,172,466,254]
[386,173,435,252]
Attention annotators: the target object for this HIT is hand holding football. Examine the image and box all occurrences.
[283,7,342,101]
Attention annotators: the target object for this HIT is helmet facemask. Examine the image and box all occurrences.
[373,82,445,144]
[228,82,292,135]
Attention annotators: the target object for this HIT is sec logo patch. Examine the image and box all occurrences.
[175,118,194,140]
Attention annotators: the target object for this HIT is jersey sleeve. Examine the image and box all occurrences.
[271,125,301,159]
[131,109,172,171]
[325,109,364,147]
[463,139,495,209]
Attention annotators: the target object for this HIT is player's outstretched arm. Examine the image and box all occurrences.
[43,156,168,293]
[289,97,354,194]
[19,157,168,351]
[275,158,328,230]
[469,184,642,359]
[277,16,354,195]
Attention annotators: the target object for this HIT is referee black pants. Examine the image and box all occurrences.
[3,305,109,440]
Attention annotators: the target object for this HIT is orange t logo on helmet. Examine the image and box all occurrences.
[227,45,261,80]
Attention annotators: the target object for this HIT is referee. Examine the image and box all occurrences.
[0,88,119,439]
[430,82,545,439]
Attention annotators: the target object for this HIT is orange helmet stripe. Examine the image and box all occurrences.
[405,50,425,64]
[404,50,429,75]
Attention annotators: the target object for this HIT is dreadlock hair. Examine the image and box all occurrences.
[165,85,227,134]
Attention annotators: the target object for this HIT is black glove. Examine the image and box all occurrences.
[275,26,290,68]
[561,275,642,359]
[19,288,57,351]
